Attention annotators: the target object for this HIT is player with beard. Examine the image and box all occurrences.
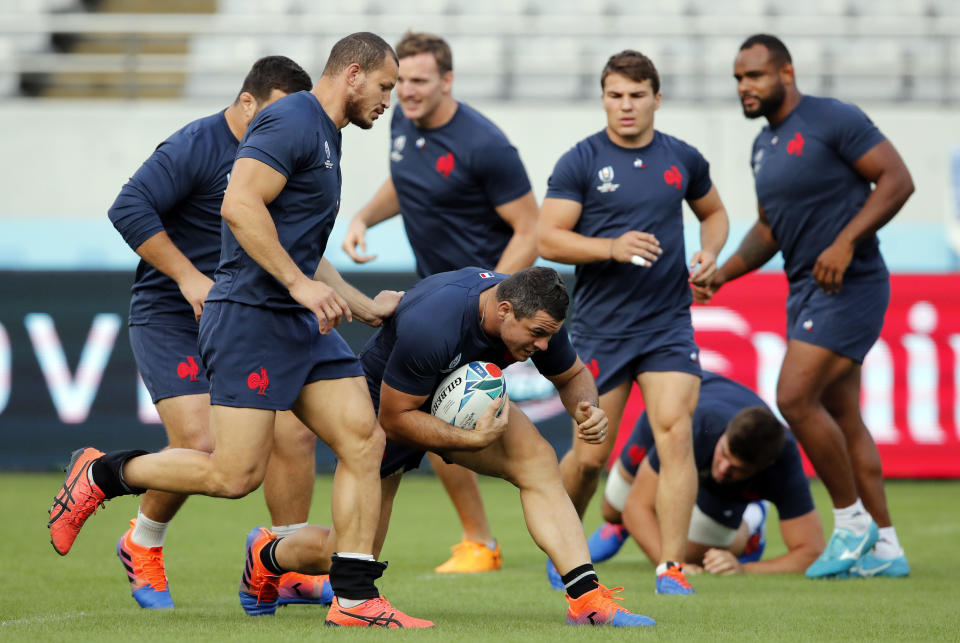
[694,34,913,579]
[106,56,331,611]
[48,33,433,627]
[342,31,539,574]
[539,50,730,594]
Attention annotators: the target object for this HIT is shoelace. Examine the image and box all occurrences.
[660,567,691,587]
[138,549,170,591]
[600,523,626,539]
[69,495,105,525]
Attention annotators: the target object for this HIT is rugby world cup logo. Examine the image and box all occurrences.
[459,363,505,411]
[390,135,406,162]
[324,140,333,168]
[596,166,619,193]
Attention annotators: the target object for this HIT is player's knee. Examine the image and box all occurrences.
[776,387,811,423]
[575,451,607,478]
[212,468,265,499]
[337,418,386,465]
[504,439,560,487]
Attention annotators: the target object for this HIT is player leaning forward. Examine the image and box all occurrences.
[359,266,655,627]
[47,32,432,628]
[539,50,730,594]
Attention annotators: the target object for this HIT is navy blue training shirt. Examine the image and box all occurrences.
[638,372,813,521]
[208,91,342,309]
[360,268,577,409]
[546,130,712,338]
[389,103,532,277]
[108,110,237,326]
[751,95,888,286]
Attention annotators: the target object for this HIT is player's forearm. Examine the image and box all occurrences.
[741,544,820,574]
[835,166,914,248]
[380,409,486,452]
[716,220,779,285]
[698,207,729,258]
[539,228,615,265]
[313,258,377,321]
[554,366,600,418]
[222,196,307,291]
[135,231,207,285]
[355,178,401,228]
[494,231,538,273]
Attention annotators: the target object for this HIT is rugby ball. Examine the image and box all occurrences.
[430,361,506,430]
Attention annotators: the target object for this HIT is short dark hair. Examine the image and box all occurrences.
[237,55,312,103]
[739,34,792,68]
[396,31,453,75]
[496,267,569,323]
[322,32,398,77]
[725,406,786,469]
[601,50,660,94]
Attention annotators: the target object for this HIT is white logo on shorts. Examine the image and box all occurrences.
[803,319,814,331]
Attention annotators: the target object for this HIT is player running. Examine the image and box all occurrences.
[49,33,432,628]
[106,56,330,610]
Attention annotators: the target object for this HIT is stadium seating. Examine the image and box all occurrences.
[0,0,957,102]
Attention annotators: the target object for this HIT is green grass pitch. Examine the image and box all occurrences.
[2,473,958,641]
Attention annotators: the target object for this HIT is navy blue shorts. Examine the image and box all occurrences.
[198,301,363,410]
[786,277,889,363]
[130,323,209,404]
[571,322,701,395]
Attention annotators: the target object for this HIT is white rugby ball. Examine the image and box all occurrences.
[430,361,506,430]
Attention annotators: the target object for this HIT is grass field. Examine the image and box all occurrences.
[2,472,958,641]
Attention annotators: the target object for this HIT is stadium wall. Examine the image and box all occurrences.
[1,270,958,477]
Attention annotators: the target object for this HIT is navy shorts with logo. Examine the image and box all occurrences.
[786,277,889,364]
[130,323,209,404]
[198,301,363,410]
[571,321,701,395]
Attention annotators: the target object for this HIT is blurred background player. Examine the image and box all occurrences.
[342,31,539,573]
[588,371,825,576]
[106,56,330,609]
[51,32,432,628]
[538,50,729,594]
[695,34,913,579]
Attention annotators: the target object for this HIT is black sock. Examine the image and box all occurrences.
[91,450,148,498]
[329,555,387,601]
[259,538,286,575]
[562,563,599,599]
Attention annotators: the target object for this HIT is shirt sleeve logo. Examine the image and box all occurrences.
[664,165,683,190]
[787,132,805,156]
[596,166,619,193]
[390,135,406,162]
[436,152,455,177]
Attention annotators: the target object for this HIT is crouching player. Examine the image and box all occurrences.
[360,266,654,626]
[589,371,825,575]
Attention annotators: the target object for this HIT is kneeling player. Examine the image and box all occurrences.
[590,372,825,575]
[340,266,654,626]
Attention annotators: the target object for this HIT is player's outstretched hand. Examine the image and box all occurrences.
[471,395,509,449]
[575,401,608,444]
[342,219,377,264]
[702,548,742,575]
[179,272,215,322]
[813,239,853,294]
[688,250,717,286]
[611,231,661,267]
[289,278,351,334]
